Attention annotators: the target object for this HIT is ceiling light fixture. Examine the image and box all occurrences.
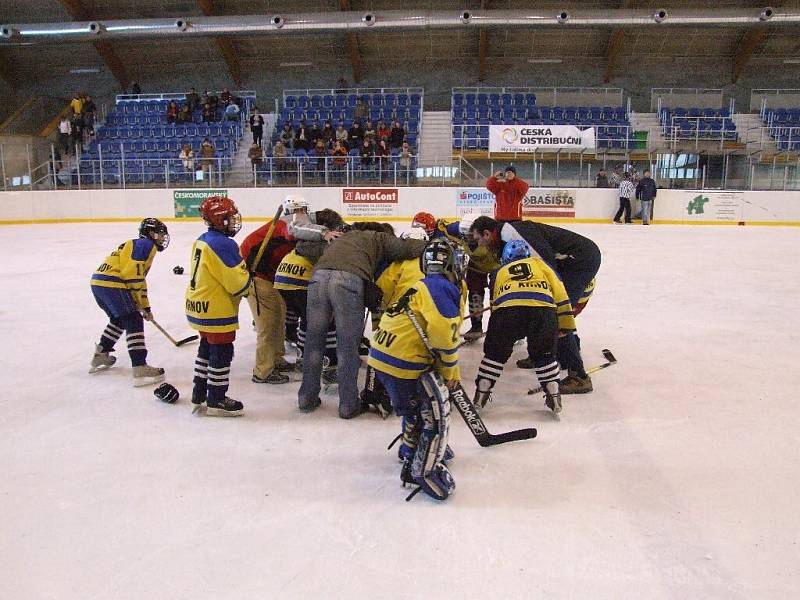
[278,61,313,67]
[527,58,563,64]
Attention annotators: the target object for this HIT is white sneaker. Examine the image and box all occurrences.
[132,364,165,387]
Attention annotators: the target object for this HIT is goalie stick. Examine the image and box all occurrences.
[527,348,617,395]
[150,319,199,347]
[399,297,537,447]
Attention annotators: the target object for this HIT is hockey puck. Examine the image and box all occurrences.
[173,265,184,275]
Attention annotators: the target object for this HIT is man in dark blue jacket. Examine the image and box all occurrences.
[636,170,657,225]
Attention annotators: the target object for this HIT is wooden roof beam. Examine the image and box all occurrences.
[478,0,488,82]
[197,0,242,87]
[732,27,767,83]
[339,0,363,83]
[603,0,635,83]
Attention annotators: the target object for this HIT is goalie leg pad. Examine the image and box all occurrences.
[411,371,455,500]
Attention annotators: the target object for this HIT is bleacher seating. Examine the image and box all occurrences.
[659,107,737,142]
[451,91,631,150]
[763,108,800,150]
[74,96,249,185]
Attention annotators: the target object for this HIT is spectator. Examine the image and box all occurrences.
[335,122,348,149]
[204,90,218,109]
[166,100,179,124]
[309,121,322,146]
[335,77,348,94]
[249,110,264,147]
[348,121,364,148]
[399,141,414,179]
[70,94,83,118]
[185,87,200,111]
[363,119,376,141]
[321,120,335,147]
[313,139,328,173]
[635,169,657,226]
[70,115,84,151]
[179,144,195,172]
[595,168,609,188]
[200,138,216,179]
[613,172,635,224]
[295,121,311,151]
[273,140,288,179]
[248,143,263,170]
[279,122,294,149]
[177,104,192,124]
[354,98,367,122]
[59,116,71,154]
[376,119,390,144]
[609,165,622,188]
[359,138,373,169]
[332,141,348,168]
[375,139,390,181]
[389,120,405,149]
[82,95,96,136]
[486,165,529,221]
[202,103,215,123]
[224,103,240,122]
[220,87,233,106]
[130,82,141,95]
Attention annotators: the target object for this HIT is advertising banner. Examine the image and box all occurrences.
[682,191,744,222]
[522,189,577,218]
[455,188,495,218]
[489,125,596,152]
[342,188,399,218]
[173,189,227,218]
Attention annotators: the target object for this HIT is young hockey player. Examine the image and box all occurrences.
[469,216,600,394]
[89,218,168,387]
[368,239,465,501]
[474,240,576,416]
[186,196,252,417]
[411,211,436,235]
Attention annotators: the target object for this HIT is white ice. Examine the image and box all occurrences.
[1,221,799,599]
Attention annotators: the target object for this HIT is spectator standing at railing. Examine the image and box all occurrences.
[486,165,529,221]
[59,116,71,155]
[249,111,264,148]
[166,101,179,124]
[179,144,195,172]
[177,104,192,124]
[273,140,287,180]
[389,120,405,149]
[185,88,200,111]
[376,119,390,144]
[348,121,364,149]
[70,94,83,117]
[249,143,263,171]
[335,122,348,149]
[202,103,215,123]
[635,170,657,226]
[71,115,84,153]
[595,168,609,188]
[82,95,96,136]
[399,141,413,177]
[613,172,635,224]
[375,139,390,182]
[200,138,216,180]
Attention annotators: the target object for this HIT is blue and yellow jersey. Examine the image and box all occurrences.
[185,229,252,333]
[368,275,463,381]
[375,257,425,309]
[490,258,576,331]
[273,250,315,292]
[90,237,157,310]
[578,278,595,307]
[434,218,499,274]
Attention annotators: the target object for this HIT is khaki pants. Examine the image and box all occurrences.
[247,278,286,378]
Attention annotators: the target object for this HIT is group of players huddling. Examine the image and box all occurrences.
[88,165,601,501]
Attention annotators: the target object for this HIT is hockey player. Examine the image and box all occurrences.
[474,240,576,416]
[89,218,168,387]
[368,240,465,501]
[411,211,436,236]
[186,196,252,416]
[468,216,600,394]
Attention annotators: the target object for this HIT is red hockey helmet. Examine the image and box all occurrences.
[199,196,242,237]
[412,211,436,234]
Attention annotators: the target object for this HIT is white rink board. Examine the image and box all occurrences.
[2,187,800,225]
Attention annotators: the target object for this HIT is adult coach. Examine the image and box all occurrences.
[486,165,529,221]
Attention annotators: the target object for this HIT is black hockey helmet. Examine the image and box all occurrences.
[139,217,170,251]
[421,239,458,278]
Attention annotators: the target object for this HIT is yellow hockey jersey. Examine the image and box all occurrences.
[434,218,500,274]
[490,258,576,331]
[90,237,157,310]
[375,257,425,309]
[368,275,463,381]
[273,250,315,291]
[185,229,252,333]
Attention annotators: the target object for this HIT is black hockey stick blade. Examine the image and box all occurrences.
[175,335,200,347]
[450,383,537,447]
[602,348,617,363]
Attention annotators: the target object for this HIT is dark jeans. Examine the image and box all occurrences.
[614,198,632,223]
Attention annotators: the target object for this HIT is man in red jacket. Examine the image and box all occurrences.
[486,165,529,221]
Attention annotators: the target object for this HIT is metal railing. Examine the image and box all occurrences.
[115,90,257,103]
[751,89,800,115]
[453,86,624,108]
[283,87,424,102]
[651,88,729,113]
[659,115,738,149]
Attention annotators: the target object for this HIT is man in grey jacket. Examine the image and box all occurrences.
[635,170,657,225]
[298,223,428,418]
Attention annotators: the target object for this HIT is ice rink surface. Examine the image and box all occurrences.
[1,220,799,599]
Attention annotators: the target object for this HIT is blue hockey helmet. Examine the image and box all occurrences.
[501,239,531,265]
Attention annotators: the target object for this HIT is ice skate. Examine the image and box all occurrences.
[542,380,562,417]
[206,396,244,417]
[462,324,484,342]
[89,344,116,374]
[515,357,535,369]
[132,364,165,387]
[473,388,492,410]
[560,370,593,394]
[191,393,206,414]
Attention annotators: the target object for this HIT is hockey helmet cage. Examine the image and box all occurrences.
[199,196,242,237]
[420,239,457,277]
[139,217,170,251]
[501,239,531,265]
[283,193,309,216]
[401,226,430,241]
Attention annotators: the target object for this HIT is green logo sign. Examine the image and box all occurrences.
[173,189,227,218]
[686,195,709,215]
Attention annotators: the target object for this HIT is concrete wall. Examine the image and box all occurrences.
[1,186,798,226]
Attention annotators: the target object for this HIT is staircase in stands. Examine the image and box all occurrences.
[418,111,453,166]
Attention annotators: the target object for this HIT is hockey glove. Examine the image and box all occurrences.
[141,308,154,321]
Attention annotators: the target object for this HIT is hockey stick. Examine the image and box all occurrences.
[527,348,617,395]
[249,203,285,276]
[150,319,199,347]
[402,306,536,447]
